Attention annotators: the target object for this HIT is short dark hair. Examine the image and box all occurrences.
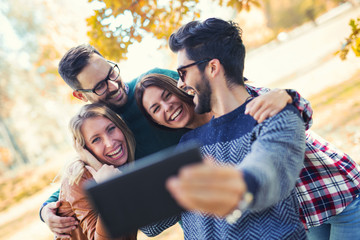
[58,44,103,90]
[169,18,246,86]
[135,73,194,130]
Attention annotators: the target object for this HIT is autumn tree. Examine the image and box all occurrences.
[336,17,360,60]
[87,0,201,61]
[0,0,90,171]
[88,0,359,61]
[87,0,262,61]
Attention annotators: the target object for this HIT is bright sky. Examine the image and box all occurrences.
[114,0,235,82]
[0,0,234,81]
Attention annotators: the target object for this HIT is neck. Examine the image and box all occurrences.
[211,83,250,118]
[186,112,213,129]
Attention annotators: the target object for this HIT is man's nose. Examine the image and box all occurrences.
[177,78,185,89]
[108,80,119,92]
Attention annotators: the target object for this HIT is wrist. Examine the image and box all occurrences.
[285,89,295,104]
[39,202,49,223]
[225,192,253,224]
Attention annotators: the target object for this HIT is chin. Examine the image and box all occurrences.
[117,156,128,166]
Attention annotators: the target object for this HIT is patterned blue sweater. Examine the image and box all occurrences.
[141,100,307,240]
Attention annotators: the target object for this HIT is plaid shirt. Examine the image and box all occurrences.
[247,84,360,228]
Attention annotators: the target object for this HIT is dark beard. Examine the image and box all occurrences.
[194,74,212,114]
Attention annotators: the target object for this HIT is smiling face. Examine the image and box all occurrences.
[177,49,212,114]
[81,116,128,167]
[76,54,128,107]
[142,85,195,129]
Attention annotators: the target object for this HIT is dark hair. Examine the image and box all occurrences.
[135,73,194,130]
[58,44,103,90]
[169,18,246,86]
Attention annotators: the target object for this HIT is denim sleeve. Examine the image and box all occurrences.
[139,215,180,237]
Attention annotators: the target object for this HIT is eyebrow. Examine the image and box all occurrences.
[148,89,166,111]
[89,132,99,143]
[102,65,114,82]
[88,123,113,143]
[177,64,185,70]
[94,65,113,88]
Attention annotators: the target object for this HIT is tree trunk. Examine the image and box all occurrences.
[0,117,29,168]
[263,0,273,29]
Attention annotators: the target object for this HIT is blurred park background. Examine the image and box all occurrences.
[0,0,359,239]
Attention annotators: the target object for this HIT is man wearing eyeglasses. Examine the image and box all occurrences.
[59,44,188,160]
[73,60,125,106]
[40,44,189,238]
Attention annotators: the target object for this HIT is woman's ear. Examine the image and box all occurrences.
[73,91,89,102]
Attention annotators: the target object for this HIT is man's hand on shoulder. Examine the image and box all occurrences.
[41,201,78,238]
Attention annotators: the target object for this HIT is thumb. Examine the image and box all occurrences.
[85,165,97,176]
[54,201,61,208]
[46,201,60,211]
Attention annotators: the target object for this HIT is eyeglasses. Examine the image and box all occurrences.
[177,59,210,82]
[76,61,120,96]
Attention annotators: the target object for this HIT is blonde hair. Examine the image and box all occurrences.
[64,103,135,185]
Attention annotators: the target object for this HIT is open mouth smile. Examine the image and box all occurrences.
[110,90,122,100]
[183,87,196,96]
[170,107,183,121]
[107,145,123,159]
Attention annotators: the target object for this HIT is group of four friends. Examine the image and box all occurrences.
[39,18,360,240]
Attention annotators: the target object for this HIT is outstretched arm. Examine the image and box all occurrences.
[166,105,306,215]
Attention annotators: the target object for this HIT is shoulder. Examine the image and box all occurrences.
[260,104,305,133]
[272,104,302,123]
[62,160,93,188]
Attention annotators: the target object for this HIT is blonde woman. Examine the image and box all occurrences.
[56,103,137,240]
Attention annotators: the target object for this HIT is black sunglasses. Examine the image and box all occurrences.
[76,61,120,96]
[177,59,210,81]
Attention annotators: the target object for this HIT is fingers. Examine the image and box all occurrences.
[52,225,76,238]
[48,216,78,236]
[43,202,78,236]
[56,233,72,239]
[76,147,102,171]
[167,163,246,216]
[255,108,272,123]
[46,201,61,210]
[90,164,120,183]
[245,98,262,116]
[245,89,290,123]
[48,214,78,227]
[85,165,96,176]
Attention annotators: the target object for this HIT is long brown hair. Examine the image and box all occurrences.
[135,73,194,130]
